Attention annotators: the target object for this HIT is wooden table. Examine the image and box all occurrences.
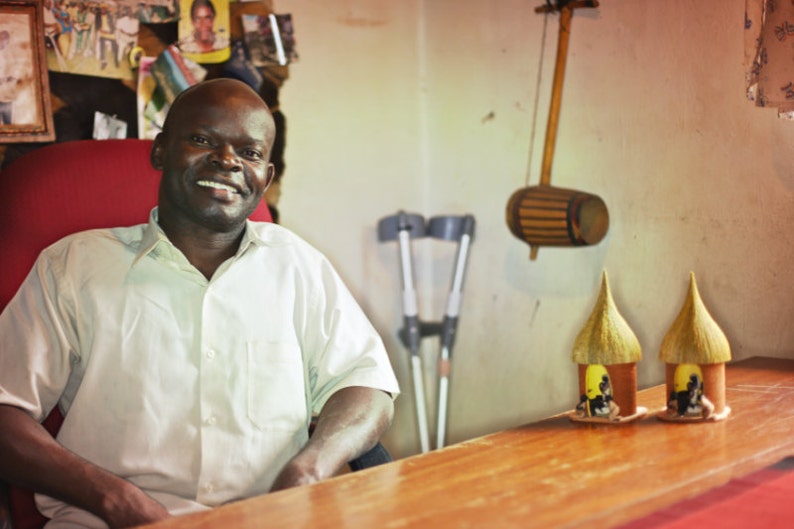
[143,357,794,529]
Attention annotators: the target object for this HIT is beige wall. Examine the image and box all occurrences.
[275,0,794,458]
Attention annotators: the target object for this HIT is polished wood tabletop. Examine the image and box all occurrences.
[142,357,794,529]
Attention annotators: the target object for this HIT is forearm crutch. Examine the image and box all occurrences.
[427,215,475,449]
[377,211,431,453]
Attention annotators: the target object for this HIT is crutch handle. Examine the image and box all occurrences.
[427,214,476,242]
[439,316,459,353]
[399,320,442,349]
[377,211,426,242]
[398,315,422,352]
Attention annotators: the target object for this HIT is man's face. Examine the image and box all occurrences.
[192,5,215,44]
[152,82,275,233]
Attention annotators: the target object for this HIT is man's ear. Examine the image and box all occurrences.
[150,133,164,170]
[263,163,276,190]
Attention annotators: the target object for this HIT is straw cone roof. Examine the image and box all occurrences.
[659,272,731,365]
[572,271,642,365]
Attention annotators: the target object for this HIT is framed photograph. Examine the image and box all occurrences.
[0,0,55,143]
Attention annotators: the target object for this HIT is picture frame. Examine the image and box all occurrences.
[0,0,55,143]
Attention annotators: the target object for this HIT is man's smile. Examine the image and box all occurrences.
[196,179,241,195]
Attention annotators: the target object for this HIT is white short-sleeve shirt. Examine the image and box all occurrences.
[0,209,399,526]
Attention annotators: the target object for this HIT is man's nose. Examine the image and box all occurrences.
[210,145,242,172]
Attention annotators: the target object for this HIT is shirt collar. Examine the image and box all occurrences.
[131,208,271,268]
[131,207,174,268]
[239,218,269,252]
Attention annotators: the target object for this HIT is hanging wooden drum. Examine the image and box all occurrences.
[506,185,609,250]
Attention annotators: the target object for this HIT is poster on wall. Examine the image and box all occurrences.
[42,0,139,81]
[138,0,180,23]
[0,0,55,143]
[177,0,230,64]
[137,56,165,140]
[149,45,206,103]
[241,13,298,67]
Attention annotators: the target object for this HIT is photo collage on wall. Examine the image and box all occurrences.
[35,0,296,138]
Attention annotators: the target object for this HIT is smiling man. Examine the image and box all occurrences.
[152,77,277,277]
[0,79,399,529]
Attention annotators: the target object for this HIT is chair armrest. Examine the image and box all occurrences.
[348,442,392,471]
[0,481,12,529]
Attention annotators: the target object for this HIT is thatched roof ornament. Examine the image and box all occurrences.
[572,270,642,365]
[659,272,731,365]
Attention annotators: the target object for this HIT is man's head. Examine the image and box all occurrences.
[190,0,216,47]
[151,78,276,235]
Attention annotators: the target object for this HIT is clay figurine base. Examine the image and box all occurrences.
[569,406,648,425]
[657,406,731,423]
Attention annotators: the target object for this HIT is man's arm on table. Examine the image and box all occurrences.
[270,386,394,491]
[0,404,170,529]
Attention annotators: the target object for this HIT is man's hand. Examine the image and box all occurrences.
[0,405,171,528]
[97,479,171,529]
[269,386,393,492]
[269,453,323,492]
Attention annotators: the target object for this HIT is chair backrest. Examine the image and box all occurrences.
[0,139,271,529]
[0,139,272,311]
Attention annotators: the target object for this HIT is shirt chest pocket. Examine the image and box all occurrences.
[247,342,307,431]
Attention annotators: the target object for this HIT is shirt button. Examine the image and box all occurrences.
[206,350,216,359]
[204,483,214,493]
[205,415,217,426]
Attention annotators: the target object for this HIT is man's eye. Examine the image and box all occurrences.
[243,149,263,160]
[191,135,210,145]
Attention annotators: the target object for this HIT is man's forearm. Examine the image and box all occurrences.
[0,404,169,528]
[270,386,394,491]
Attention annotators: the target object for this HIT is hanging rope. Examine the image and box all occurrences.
[524,10,551,187]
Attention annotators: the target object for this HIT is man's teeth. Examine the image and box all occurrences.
[197,180,237,193]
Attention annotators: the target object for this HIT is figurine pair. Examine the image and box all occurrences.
[570,271,731,424]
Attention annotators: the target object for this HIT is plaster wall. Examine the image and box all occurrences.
[276,0,794,458]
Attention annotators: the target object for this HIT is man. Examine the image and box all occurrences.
[0,30,17,124]
[95,3,118,70]
[42,0,62,59]
[51,0,74,61]
[72,2,94,59]
[0,78,399,529]
[114,6,138,67]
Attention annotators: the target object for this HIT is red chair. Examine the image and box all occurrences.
[0,139,272,529]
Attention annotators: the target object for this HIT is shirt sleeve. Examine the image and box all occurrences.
[0,247,78,421]
[305,257,400,415]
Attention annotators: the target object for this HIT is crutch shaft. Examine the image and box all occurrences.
[448,234,472,299]
[397,230,419,317]
[436,215,475,449]
[437,379,449,448]
[393,215,430,453]
[411,355,431,453]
